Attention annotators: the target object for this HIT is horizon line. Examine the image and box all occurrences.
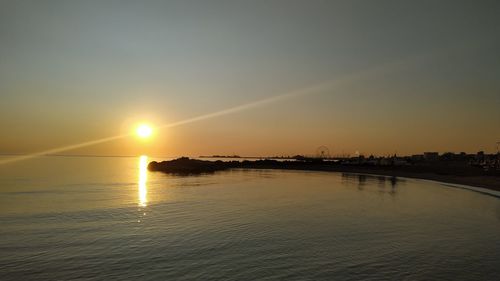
[0,150,496,160]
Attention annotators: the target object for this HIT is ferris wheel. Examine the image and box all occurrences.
[316,146,330,159]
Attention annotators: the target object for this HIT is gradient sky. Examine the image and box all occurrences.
[1,0,499,157]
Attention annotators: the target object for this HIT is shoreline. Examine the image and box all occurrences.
[148,158,500,195]
[323,170,500,198]
[240,165,500,194]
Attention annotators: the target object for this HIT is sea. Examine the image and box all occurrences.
[0,155,499,280]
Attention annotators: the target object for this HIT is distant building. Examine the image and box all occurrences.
[476,151,485,161]
[393,158,409,166]
[379,157,392,166]
[411,154,424,161]
[424,152,439,161]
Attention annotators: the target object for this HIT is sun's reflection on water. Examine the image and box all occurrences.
[138,155,148,207]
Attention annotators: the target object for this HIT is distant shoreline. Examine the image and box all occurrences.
[239,165,500,194]
[311,169,500,198]
[148,158,500,194]
[290,165,500,192]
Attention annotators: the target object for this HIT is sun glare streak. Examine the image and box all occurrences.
[0,135,127,165]
[138,155,148,207]
[0,51,441,166]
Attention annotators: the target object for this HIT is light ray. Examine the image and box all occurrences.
[0,135,127,165]
[0,53,430,166]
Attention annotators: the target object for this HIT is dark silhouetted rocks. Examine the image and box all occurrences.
[148,157,233,175]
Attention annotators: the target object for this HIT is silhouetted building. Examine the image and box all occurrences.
[476,151,485,161]
[424,152,439,161]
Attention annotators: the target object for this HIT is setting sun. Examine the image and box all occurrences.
[1,2,499,280]
[136,124,153,139]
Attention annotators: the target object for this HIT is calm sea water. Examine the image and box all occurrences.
[0,156,499,281]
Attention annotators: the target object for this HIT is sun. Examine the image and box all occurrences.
[136,124,153,138]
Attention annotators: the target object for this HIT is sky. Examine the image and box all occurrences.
[1,0,499,157]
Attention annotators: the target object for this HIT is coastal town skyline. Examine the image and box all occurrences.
[2,147,499,160]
